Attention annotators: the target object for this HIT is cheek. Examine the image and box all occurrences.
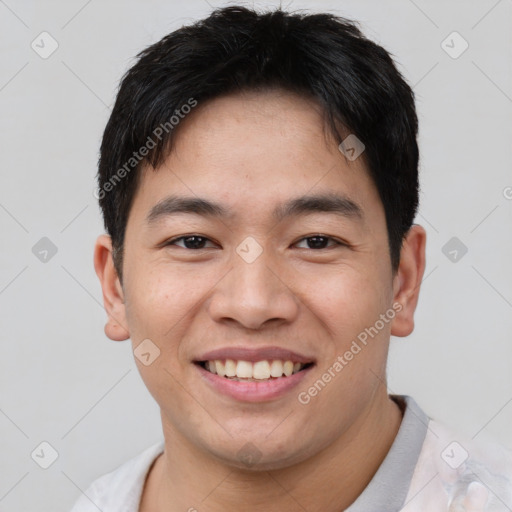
[306,265,387,334]
[305,266,393,385]
[122,269,201,410]
[125,265,198,334]
[124,263,222,372]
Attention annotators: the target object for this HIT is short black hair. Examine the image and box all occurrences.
[97,5,419,282]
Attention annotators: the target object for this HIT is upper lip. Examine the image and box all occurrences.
[195,346,316,364]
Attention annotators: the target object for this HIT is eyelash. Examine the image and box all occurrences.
[164,234,346,250]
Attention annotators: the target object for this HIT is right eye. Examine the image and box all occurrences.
[164,235,218,250]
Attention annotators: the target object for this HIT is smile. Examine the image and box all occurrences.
[198,359,314,381]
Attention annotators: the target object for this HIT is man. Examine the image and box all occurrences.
[71,5,512,511]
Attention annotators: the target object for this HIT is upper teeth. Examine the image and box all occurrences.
[204,360,305,379]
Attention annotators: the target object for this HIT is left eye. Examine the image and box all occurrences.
[294,235,343,249]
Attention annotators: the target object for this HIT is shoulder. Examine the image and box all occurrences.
[69,440,165,512]
[402,407,512,511]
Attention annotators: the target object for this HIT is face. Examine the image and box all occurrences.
[96,89,421,470]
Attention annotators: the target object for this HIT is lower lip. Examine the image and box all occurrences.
[195,363,314,402]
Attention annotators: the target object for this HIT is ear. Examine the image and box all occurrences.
[390,224,427,337]
[93,234,130,341]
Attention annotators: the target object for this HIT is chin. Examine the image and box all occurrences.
[206,435,313,472]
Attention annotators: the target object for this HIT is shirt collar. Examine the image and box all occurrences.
[345,394,430,512]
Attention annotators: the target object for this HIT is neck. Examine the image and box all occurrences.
[142,390,403,512]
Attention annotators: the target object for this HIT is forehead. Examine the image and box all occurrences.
[132,89,383,228]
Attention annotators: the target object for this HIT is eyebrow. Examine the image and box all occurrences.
[145,192,364,225]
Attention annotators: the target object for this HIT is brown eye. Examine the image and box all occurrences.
[294,235,343,249]
[166,235,216,249]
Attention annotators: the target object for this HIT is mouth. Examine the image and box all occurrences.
[193,347,316,401]
[195,359,315,381]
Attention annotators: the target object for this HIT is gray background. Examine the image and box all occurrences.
[0,0,511,510]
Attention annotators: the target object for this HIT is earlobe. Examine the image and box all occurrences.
[390,224,427,338]
[93,234,130,342]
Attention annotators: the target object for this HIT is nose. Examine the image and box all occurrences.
[207,247,300,330]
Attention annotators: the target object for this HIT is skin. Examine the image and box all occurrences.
[94,89,426,511]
